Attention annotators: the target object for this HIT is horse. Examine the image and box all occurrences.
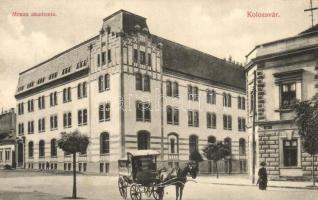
[158,161,198,200]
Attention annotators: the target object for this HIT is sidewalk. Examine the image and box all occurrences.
[196,175,318,190]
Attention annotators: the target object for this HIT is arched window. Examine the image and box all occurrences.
[28,141,34,158]
[100,132,110,154]
[239,138,246,156]
[143,75,150,91]
[189,135,198,154]
[137,131,150,150]
[224,137,232,155]
[208,136,216,144]
[98,75,104,92]
[166,81,172,97]
[168,133,179,154]
[135,73,142,90]
[51,139,57,157]
[39,140,45,158]
[104,74,110,90]
[172,82,179,97]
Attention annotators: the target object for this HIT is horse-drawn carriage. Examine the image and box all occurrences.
[117,150,199,200]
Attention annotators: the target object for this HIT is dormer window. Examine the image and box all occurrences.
[27,82,34,88]
[37,77,45,85]
[62,67,71,75]
[49,72,58,80]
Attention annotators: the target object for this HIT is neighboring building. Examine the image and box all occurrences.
[245,25,318,180]
[15,10,247,174]
[0,108,16,169]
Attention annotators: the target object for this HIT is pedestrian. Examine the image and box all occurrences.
[46,161,50,171]
[257,161,268,190]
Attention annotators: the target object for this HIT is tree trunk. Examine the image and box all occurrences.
[215,160,219,179]
[312,154,315,187]
[72,153,77,199]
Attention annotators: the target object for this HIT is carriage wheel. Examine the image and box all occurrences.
[144,186,152,197]
[152,187,164,200]
[118,177,128,199]
[130,184,141,200]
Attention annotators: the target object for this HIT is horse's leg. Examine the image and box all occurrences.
[179,185,184,200]
[175,185,179,200]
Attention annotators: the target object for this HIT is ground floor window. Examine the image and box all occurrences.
[5,150,10,161]
[283,139,298,167]
[100,162,110,174]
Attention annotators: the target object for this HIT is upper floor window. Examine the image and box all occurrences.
[27,81,34,88]
[49,72,58,80]
[78,82,87,99]
[27,121,34,134]
[18,103,24,115]
[50,92,58,107]
[50,115,58,130]
[37,77,45,85]
[223,115,232,130]
[188,110,199,127]
[62,67,71,75]
[188,85,199,101]
[238,117,246,132]
[133,49,138,63]
[136,101,151,122]
[166,81,172,97]
[281,83,296,109]
[18,123,24,135]
[38,96,45,110]
[207,89,216,104]
[166,81,179,97]
[167,106,179,125]
[101,51,106,65]
[135,73,150,92]
[107,49,112,63]
[99,103,110,122]
[38,118,45,133]
[147,53,152,66]
[98,74,110,92]
[223,93,232,107]
[78,109,88,126]
[273,69,303,110]
[27,99,34,112]
[207,112,216,129]
[140,51,146,65]
[63,87,72,103]
[63,112,72,128]
[97,53,100,67]
[238,96,246,110]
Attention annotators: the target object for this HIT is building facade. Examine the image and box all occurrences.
[0,108,16,169]
[15,10,247,174]
[245,25,318,180]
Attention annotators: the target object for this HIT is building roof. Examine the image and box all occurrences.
[153,36,246,90]
[299,24,318,35]
[16,10,246,95]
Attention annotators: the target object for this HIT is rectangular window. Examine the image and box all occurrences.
[38,118,45,132]
[5,150,10,161]
[207,113,216,129]
[281,83,296,109]
[63,112,72,128]
[283,139,298,167]
[50,115,58,130]
[147,53,152,66]
[238,117,246,131]
[107,49,111,63]
[188,110,199,127]
[136,101,151,122]
[133,49,138,63]
[101,51,106,65]
[78,109,88,126]
[97,54,100,67]
[140,51,146,65]
[28,121,34,134]
[28,100,34,112]
[223,115,232,130]
[188,111,193,126]
[99,103,110,122]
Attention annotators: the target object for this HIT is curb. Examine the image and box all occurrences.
[197,181,318,190]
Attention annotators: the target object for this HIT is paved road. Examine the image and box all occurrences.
[0,172,317,200]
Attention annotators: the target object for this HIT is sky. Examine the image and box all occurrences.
[0,0,315,110]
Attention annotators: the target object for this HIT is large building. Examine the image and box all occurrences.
[15,10,247,174]
[245,25,318,180]
[0,108,16,169]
